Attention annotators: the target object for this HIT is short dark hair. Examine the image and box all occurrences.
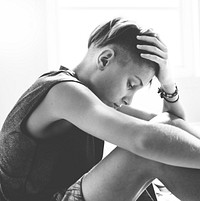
[88,17,159,76]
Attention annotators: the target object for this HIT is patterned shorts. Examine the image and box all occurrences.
[52,177,85,201]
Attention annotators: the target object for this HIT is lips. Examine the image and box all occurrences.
[113,103,121,109]
[103,101,122,109]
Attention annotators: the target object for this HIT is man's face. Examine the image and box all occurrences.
[93,59,155,109]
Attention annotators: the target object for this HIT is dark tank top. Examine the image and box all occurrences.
[0,66,104,200]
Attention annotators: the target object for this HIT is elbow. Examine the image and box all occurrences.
[164,111,186,123]
[179,111,186,121]
[171,111,186,121]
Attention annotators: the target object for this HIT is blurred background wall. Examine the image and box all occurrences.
[0,0,200,128]
[0,0,48,126]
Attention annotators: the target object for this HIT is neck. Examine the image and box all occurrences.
[74,48,99,91]
[74,60,94,90]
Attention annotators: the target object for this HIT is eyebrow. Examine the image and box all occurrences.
[135,76,143,86]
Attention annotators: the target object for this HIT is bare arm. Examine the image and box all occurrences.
[160,82,186,119]
[27,82,200,169]
[117,105,200,168]
[117,105,157,121]
[137,34,185,119]
[150,112,200,140]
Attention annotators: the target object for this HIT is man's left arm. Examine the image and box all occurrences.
[137,32,185,120]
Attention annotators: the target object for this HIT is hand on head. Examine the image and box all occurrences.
[136,29,173,86]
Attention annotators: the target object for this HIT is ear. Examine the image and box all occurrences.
[97,48,115,70]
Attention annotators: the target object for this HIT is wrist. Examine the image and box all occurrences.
[162,83,176,93]
[158,83,179,103]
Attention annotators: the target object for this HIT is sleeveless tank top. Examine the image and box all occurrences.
[0,66,104,200]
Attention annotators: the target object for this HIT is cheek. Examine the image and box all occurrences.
[97,73,127,102]
[109,79,126,100]
[96,79,115,101]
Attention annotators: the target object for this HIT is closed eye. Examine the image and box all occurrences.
[127,81,135,90]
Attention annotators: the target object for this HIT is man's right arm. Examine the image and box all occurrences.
[27,82,200,169]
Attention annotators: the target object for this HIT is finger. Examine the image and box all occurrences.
[140,53,167,66]
[137,35,167,51]
[154,34,165,44]
[137,35,167,52]
[137,45,168,59]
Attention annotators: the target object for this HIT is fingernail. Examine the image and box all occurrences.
[136,45,141,48]
[136,35,141,39]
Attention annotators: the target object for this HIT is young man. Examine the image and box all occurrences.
[1,17,200,201]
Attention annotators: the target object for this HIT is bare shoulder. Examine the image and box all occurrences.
[26,81,101,138]
[48,81,105,122]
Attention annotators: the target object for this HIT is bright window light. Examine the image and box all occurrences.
[51,0,199,78]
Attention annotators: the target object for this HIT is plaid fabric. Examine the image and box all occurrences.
[51,177,157,201]
[52,177,85,201]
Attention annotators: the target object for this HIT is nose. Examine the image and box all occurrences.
[122,93,134,106]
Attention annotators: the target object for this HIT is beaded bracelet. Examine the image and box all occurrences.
[158,85,179,103]
[163,95,179,103]
[158,85,178,99]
